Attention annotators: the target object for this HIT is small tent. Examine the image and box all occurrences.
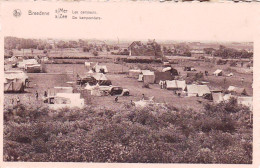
[212,92,224,103]
[166,80,186,90]
[185,84,211,97]
[213,69,223,76]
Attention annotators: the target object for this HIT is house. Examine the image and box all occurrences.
[128,40,162,57]
[190,49,205,58]
[184,84,211,97]
[166,80,186,90]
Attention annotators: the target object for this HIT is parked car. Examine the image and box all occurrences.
[108,86,130,96]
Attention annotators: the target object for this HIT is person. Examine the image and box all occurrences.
[224,77,226,84]
[115,96,118,103]
[130,100,134,106]
[241,77,244,84]
[163,81,166,89]
[17,97,20,104]
[11,99,14,105]
[142,94,145,100]
[159,80,163,89]
[44,91,48,97]
[35,91,39,100]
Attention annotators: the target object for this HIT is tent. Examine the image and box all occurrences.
[227,73,233,77]
[4,70,28,86]
[213,69,223,76]
[93,64,108,73]
[185,84,211,97]
[141,71,155,84]
[154,71,174,83]
[18,59,38,69]
[212,92,224,103]
[4,78,25,93]
[162,67,178,76]
[46,93,84,109]
[92,73,112,86]
[129,69,142,78]
[227,86,247,96]
[237,96,253,110]
[26,64,42,73]
[166,80,186,90]
[48,87,74,96]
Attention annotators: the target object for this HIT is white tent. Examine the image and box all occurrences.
[185,84,211,97]
[4,70,28,85]
[92,73,108,81]
[17,59,38,69]
[166,80,186,90]
[94,64,108,73]
[213,69,223,76]
[162,67,172,72]
[129,69,142,78]
[48,93,84,109]
[237,96,253,110]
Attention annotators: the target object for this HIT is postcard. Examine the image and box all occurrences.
[0,1,260,168]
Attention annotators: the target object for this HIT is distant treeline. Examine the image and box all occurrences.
[204,45,253,59]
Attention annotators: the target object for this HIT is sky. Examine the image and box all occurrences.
[1,2,260,42]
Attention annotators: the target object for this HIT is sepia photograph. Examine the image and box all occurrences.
[3,37,253,163]
[1,2,259,167]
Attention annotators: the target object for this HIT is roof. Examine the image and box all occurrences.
[185,84,211,96]
[141,70,154,76]
[213,69,222,74]
[227,86,247,95]
[92,73,108,81]
[162,67,172,72]
[166,80,186,90]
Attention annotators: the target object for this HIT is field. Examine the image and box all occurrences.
[3,53,253,163]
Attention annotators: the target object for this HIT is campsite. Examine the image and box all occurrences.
[3,37,253,163]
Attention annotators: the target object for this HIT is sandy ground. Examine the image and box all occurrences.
[4,58,253,111]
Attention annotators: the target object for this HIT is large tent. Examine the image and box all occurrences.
[166,80,186,90]
[4,78,24,93]
[129,69,142,79]
[17,59,38,69]
[4,70,29,86]
[185,84,211,97]
[93,64,108,74]
[138,70,155,84]
[26,64,42,73]
[154,71,174,84]
[227,86,247,96]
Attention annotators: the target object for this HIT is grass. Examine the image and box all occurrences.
[3,99,252,163]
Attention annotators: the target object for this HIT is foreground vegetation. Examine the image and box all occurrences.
[4,98,252,163]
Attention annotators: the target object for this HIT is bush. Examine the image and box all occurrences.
[3,101,252,163]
